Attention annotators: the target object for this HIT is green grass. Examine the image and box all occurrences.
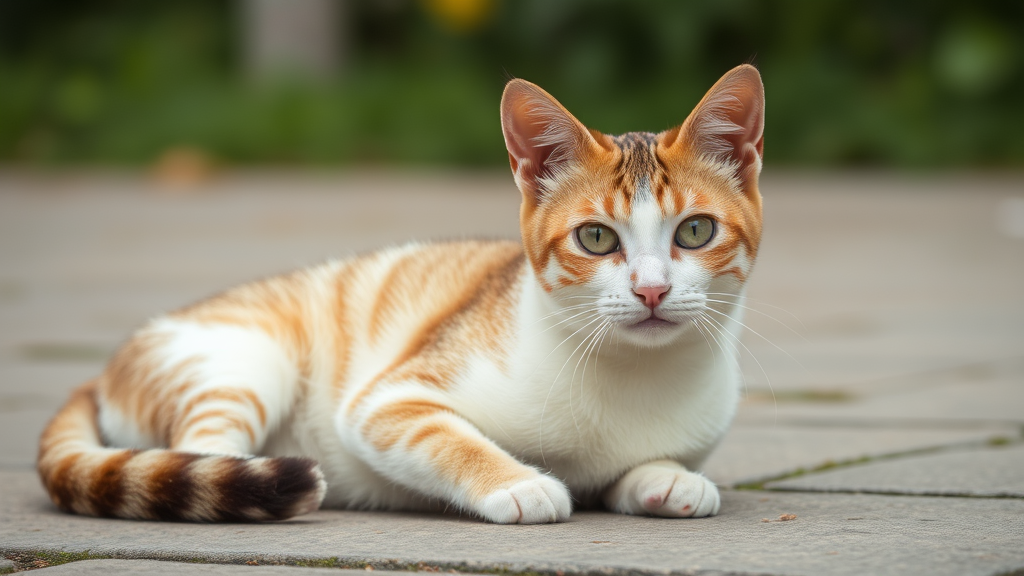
[2,1,1023,168]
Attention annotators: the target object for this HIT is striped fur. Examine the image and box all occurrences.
[39,65,765,524]
[38,380,325,521]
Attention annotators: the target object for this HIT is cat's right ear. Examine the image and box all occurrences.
[501,80,605,202]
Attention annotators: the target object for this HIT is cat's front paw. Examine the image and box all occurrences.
[638,468,720,518]
[606,461,721,518]
[476,475,572,524]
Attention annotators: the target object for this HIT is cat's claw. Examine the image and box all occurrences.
[607,461,721,518]
[477,475,572,524]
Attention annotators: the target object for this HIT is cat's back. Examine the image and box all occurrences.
[166,238,523,333]
[168,239,527,388]
[97,239,524,443]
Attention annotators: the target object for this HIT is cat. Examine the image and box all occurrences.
[37,64,764,524]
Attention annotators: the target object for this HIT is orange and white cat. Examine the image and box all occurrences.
[38,65,764,524]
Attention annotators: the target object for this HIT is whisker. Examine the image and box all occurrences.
[567,319,608,434]
[702,305,809,373]
[704,298,809,343]
[533,308,600,336]
[700,311,777,424]
[697,315,736,376]
[579,321,611,426]
[588,320,612,403]
[535,302,601,318]
[525,303,601,328]
[695,313,750,404]
[692,318,718,369]
[703,292,807,332]
[538,313,605,465]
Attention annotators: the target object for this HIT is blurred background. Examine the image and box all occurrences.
[1,0,1022,171]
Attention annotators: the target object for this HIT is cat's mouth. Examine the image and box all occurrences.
[629,315,679,330]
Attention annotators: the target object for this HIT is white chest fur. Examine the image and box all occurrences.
[449,277,742,494]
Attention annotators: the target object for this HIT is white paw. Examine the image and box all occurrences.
[476,475,572,524]
[633,466,720,518]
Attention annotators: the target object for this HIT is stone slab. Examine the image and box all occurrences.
[736,378,1024,428]
[26,559,464,575]
[735,355,1024,427]
[0,409,51,469]
[0,558,14,574]
[701,425,1018,486]
[2,472,1024,576]
[766,444,1024,497]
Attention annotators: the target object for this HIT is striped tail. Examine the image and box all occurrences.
[37,381,327,522]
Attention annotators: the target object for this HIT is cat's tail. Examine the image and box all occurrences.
[37,380,327,522]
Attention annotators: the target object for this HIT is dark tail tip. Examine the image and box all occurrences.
[212,456,326,521]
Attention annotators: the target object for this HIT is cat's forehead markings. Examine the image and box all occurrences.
[611,132,658,194]
[607,131,662,219]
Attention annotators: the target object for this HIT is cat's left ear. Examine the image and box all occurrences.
[501,79,608,202]
[663,65,765,193]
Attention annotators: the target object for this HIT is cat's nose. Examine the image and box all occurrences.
[634,285,669,309]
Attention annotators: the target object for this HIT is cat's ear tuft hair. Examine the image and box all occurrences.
[667,65,765,191]
[501,79,604,202]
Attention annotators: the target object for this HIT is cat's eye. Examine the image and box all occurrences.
[576,223,620,255]
[675,216,715,249]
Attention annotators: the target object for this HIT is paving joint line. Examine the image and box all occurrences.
[730,436,1024,491]
[0,549,777,576]
[759,487,1024,500]
[733,417,1024,431]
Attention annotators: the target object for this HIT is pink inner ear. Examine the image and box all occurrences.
[502,95,562,185]
[500,80,590,198]
[718,82,765,166]
[682,65,765,177]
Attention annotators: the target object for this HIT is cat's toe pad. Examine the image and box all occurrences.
[477,475,572,524]
[637,468,720,518]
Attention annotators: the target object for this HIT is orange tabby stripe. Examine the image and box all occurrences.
[171,408,256,446]
[176,388,267,428]
[347,245,523,414]
[363,400,452,451]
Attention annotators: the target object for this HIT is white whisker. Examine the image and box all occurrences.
[567,319,608,434]
[691,318,718,369]
[700,311,777,424]
[537,313,605,465]
[704,292,807,332]
[524,303,601,328]
[703,305,808,372]
[704,298,809,343]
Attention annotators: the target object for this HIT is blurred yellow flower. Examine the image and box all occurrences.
[422,0,495,33]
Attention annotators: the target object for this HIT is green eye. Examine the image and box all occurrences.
[675,216,715,249]
[577,223,620,255]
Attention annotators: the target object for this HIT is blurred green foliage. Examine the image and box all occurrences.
[1,0,1021,167]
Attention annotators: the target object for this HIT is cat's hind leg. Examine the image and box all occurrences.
[603,460,720,518]
[164,326,286,458]
[100,319,299,458]
[341,380,571,524]
[57,319,329,521]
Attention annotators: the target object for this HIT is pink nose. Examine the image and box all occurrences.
[634,285,669,308]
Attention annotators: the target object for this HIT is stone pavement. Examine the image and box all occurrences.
[1,170,1022,575]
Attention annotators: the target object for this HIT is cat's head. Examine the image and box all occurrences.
[501,65,764,348]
